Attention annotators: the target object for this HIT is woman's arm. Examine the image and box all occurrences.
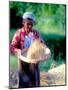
[10,29,21,55]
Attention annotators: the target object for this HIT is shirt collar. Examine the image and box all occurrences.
[21,27,33,36]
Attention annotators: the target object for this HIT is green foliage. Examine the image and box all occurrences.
[10,54,18,71]
[9,1,66,32]
[9,29,16,41]
[39,53,65,72]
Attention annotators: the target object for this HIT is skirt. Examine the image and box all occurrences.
[18,60,40,88]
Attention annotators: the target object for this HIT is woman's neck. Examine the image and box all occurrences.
[23,27,32,35]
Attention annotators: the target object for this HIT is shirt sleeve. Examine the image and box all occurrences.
[10,30,21,55]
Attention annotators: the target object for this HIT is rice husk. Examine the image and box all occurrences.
[27,39,47,59]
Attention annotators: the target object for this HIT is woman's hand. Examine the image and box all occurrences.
[16,49,21,57]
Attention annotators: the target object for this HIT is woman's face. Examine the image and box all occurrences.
[23,19,34,33]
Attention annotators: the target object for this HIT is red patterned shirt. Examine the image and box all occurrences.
[10,27,43,54]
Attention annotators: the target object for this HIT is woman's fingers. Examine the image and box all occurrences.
[17,49,21,57]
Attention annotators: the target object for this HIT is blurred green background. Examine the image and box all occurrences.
[9,1,66,71]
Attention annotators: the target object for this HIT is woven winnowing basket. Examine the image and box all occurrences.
[19,39,51,63]
[27,39,47,58]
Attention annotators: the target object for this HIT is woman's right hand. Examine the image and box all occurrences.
[16,49,21,57]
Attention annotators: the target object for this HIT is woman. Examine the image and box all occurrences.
[10,12,43,88]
